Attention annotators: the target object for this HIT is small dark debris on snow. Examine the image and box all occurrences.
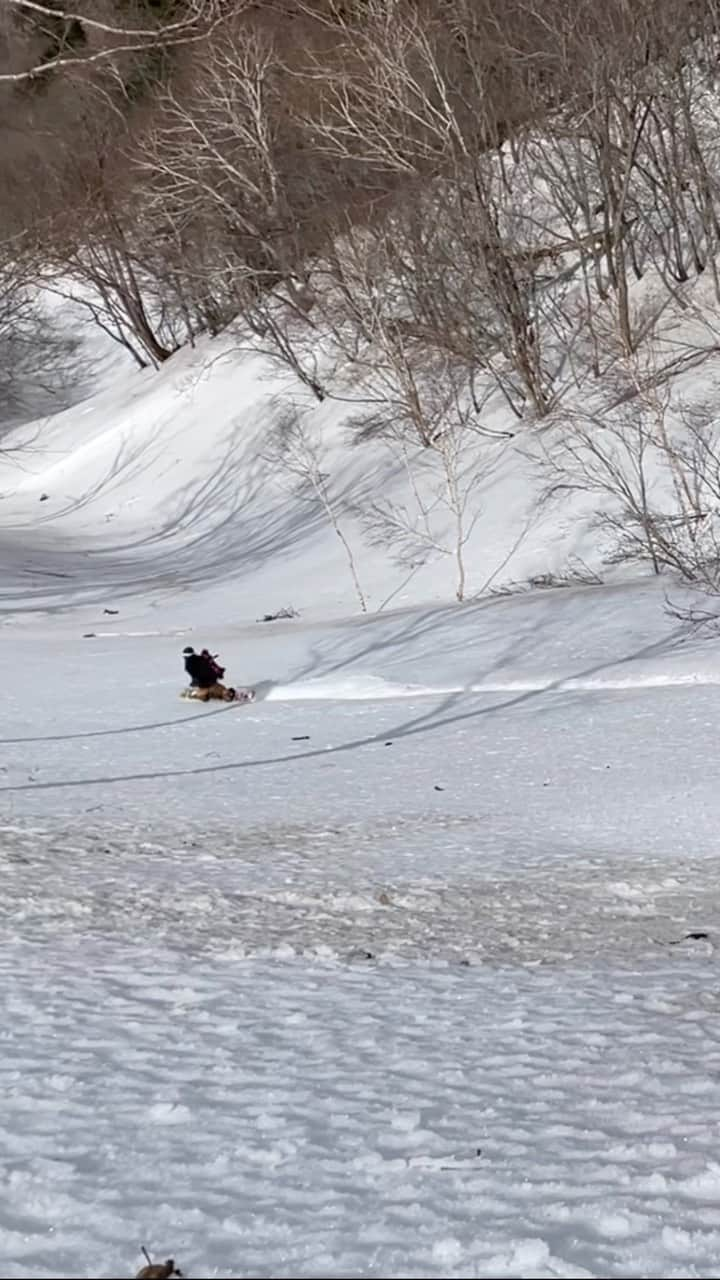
[292,735,310,741]
[385,741,393,746]
[665,931,710,945]
[350,949,374,961]
[83,632,96,638]
[259,606,298,623]
[377,891,391,906]
[434,784,445,791]
[39,492,49,501]
[103,608,119,615]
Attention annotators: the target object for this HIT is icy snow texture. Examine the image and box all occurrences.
[4,945,720,1280]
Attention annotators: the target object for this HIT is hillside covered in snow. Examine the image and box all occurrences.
[5,3,720,1279]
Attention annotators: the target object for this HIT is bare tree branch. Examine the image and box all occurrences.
[0,0,226,83]
[7,0,215,38]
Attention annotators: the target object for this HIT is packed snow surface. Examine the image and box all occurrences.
[2,328,720,1278]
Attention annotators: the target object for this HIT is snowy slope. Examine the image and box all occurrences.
[0,327,608,623]
[3,311,720,1278]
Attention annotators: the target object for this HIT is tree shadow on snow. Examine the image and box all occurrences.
[0,405,382,618]
[0,612,697,794]
[0,679,278,746]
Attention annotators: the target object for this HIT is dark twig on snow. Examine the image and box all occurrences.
[258,605,299,622]
[652,931,710,946]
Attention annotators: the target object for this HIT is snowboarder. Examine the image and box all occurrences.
[181,646,236,702]
[200,648,225,680]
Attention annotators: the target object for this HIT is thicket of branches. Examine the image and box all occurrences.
[6,0,720,597]
[4,0,718,360]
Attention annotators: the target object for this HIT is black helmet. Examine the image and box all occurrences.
[182,646,195,655]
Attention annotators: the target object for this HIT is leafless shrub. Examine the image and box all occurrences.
[0,265,86,433]
[489,557,604,596]
[537,332,720,594]
[0,1,223,84]
[352,367,505,601]
[262,403,368,611]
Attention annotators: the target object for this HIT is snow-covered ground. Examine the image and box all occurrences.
[2,327,720,1278]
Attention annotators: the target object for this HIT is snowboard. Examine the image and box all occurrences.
[232,688,256,703]
[180,687,256,704]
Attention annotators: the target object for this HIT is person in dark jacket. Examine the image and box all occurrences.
[181,646,236,701]
[200,648,225,680]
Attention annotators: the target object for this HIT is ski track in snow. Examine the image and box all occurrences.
[265,673,720,702]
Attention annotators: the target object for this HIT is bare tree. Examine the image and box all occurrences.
[288,0,561,414]
[0,258,86,433]
[537,331,720,592]
[133,16,345,355]
[263,403,368,612]
[136,26,284,263]
[359,385,500,602]
[43,149,181,368]
[538,403,663,575]
[0,1,225,84]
